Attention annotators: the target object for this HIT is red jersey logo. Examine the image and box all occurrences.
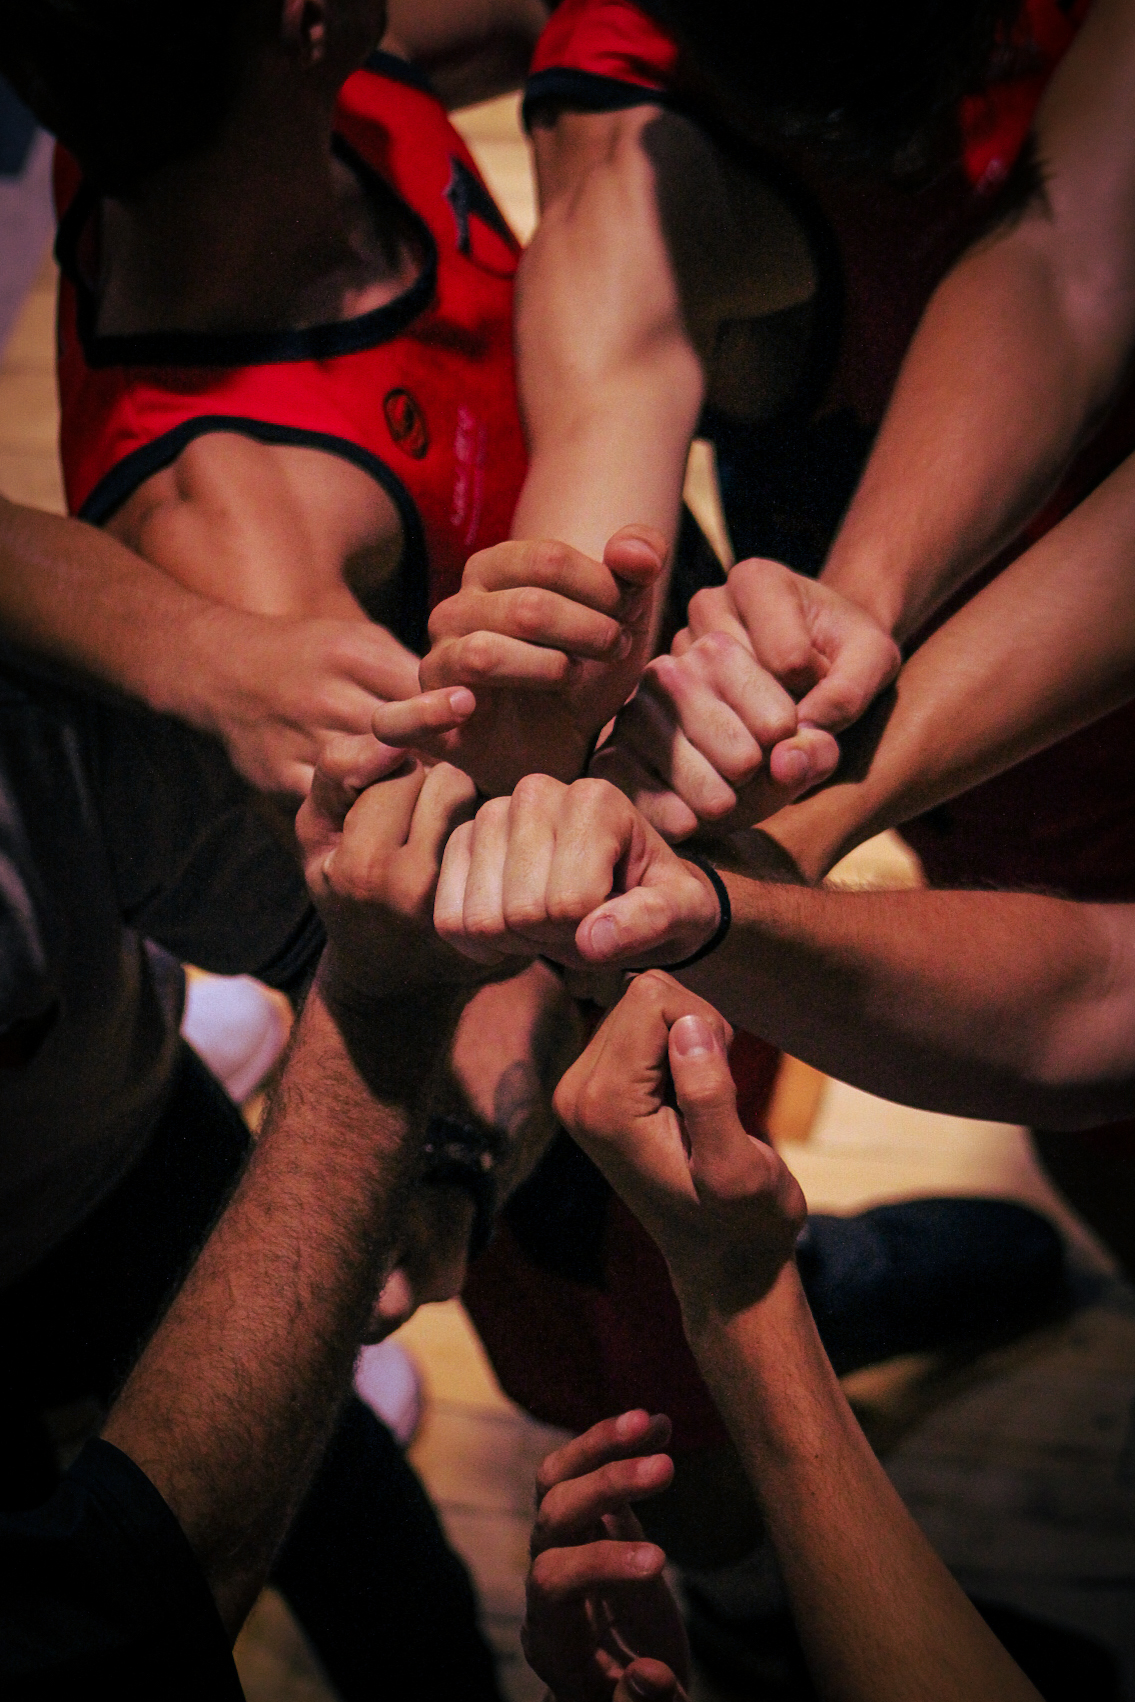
[384,388,429,458]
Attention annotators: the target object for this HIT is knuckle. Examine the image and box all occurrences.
[512,771,559,811]
[460,631,499,676]
[512,585,551,638]
[532,538,570,579]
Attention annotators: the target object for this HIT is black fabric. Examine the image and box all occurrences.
[523,66,673,128]
[0,1439,241,1700]
[0,1045,502,1701]
[55,137,438,373]
[275,1397,502,1702]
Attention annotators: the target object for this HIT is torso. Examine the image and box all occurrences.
[55,51,529,648]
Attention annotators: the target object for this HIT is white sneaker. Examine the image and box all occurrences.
[354,1339,423,1447]
[181,972,291,1104]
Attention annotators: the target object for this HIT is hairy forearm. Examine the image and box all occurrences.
[682,876,1135,1127]
[684,1267,1041,1702]
[102,977,463,1635]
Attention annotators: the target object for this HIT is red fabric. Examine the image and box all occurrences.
[464,1027,780,1455]
[54,58,528,611]
[529,0,678,92]
[960,0,1091,192]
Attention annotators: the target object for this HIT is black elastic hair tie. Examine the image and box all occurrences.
[659,851,732,972]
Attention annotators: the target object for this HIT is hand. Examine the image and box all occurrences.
[554,972,806,1319]
[593,632,840,841]
[680,557,901,732]
[433,775,721,971]
[197,608,421,799]
[364,1181,476,1343]
[524,1411,690,1702]
[295,733,484,1000]
[411,527,665,795]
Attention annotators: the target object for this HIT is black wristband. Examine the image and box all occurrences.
[657,852,732,972]
[422,1117,499,1262]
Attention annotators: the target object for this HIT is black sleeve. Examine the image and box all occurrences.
[89,699,324,990]
[0,1439,243,1700]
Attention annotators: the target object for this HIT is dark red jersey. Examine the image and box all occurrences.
[54,52,528,628]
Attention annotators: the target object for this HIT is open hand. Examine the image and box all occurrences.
[524,1411,690,1702]
[554,972,806,1320]
[408,526,665,795]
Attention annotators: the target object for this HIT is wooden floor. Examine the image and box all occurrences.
[2,93,1134,1702]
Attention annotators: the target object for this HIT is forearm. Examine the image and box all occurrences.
[823,0,1135,641]
[0,498,233,722]
[684,1266,1041,1702]
[102,975,464,1635]
[823,232,1112,640]
[681,874,1135,1127]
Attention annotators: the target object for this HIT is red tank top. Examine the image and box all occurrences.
[54,52,528,633]
[526,0,1090,426]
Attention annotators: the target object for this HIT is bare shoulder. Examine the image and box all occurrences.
[107,432,403,620]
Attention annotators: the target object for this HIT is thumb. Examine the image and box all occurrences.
[614,1658,683,1701]
[604,524,668,589]
[668,1016,749,1187]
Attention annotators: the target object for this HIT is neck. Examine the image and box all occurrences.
[95,83,415,337]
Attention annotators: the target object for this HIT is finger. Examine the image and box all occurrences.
[794,626,901,733]
[766,726,841,793]
[616,685,740,823]
[435,821,484,956]
[590,743,701,844]
[536,1411,672,1502]
[669,1015,762,1191]
[614,1658,684,1701]
[421,631,572,690]
[543,779,642,934]
[684,583,753,651]
[370,687,475,748]
[532,1454,674,1554]
[429,585,627,660]
[403,762,479,894]
[462,538,627,614]
[303,733,410,841]
[575,864,719,968]
[528,1539,667,1609]
[683,634,799,756]
[728,559,823,696]
[603,524,668,589]
[500,773,563,935]
[324,760,430,888]
[460,798,515,949]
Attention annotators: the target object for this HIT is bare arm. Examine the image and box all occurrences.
[0,486,420,797]
[757,446,1135,879]
[554,975,1041,1702]
[822,0,1135,639]
[103,749,485,1634]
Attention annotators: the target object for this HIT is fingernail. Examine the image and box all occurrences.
[671,1014,716,1058]
[615,1409,644,1439]
[776,747,808,786]
[626,1671,664,1699]
[629,1544,659,1574]
[589,915,620,958]
[616,629,634,659]
[448,688,475,717]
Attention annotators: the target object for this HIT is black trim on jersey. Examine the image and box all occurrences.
[55,139,439,371]
[522,68,671,129]
[363,48,437,96]
[78,416,431,650]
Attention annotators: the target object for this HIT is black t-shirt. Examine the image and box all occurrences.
[0,1438,243,1698]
